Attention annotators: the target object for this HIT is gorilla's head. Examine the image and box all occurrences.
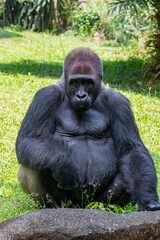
[63,48,103,112]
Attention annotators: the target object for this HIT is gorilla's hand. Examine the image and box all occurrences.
[50,149,79,190]
[146,203,160,211]
[138,202,160,211]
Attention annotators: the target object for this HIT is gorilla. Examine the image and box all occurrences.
[16,48,160,211]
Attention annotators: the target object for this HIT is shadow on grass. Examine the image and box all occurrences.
[0,57,159,96]
[0,28,23,38]
[102,58,160,97]
[0,59,63,79]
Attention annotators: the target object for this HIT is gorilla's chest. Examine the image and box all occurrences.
[56,106,109,137]
[54,105,116,186]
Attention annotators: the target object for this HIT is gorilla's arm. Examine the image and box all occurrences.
[16,85,61,169]
[107,89,160,211]
[16,85,79,189]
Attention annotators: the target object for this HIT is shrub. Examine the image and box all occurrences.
[1,0,77,32]
[73,0,150,44]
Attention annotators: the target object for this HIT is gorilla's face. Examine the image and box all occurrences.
[64,48,103,112]
[68,75,95,111]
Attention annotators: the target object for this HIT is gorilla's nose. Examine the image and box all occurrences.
[76,93,87,101]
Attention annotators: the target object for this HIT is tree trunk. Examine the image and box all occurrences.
[50,0,55,30]
[2,0,5,26]
[155,8,160,32]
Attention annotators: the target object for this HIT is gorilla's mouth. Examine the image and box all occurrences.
[73,101,90,112]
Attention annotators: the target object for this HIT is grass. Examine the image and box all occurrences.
[0,28,160,222]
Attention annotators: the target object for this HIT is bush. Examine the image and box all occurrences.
[1,0,77,32]
[73,0,107,37]
[73,0,150,44]
[146,4,160,76]
[73,8,100,36]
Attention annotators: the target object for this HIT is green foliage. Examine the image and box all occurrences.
[52,0,77,31]
[146,3,160,75]
[43,191,138,214]
[107,10,150,43]
[0,28,160,222]
[109,0,149,15]
[51,200,137,214]
[0,1,3,16]
[1,0,77,31]
[108,0,151,42]
[0,0,154,49]
[73,0,109,37]
[73,6,101,36]
[18,0,51,31]
[73,0,150,44]
[87,202,137,214]
[109,0,160,78]
[2,0,21,26]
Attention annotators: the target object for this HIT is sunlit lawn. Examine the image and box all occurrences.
[0,28,160,222]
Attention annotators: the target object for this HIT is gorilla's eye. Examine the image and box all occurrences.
[70,79,79,89]
[84,79,94,87]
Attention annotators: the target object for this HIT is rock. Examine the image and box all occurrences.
[0,209,160,239]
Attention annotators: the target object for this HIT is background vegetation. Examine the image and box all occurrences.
[0,0,160,222]
[1,0,159,80]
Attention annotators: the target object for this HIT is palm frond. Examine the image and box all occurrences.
[109,0,149,15]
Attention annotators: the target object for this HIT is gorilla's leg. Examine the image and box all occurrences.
[18,166,49,201]
[98,173,131,206]
[18,166,67,206]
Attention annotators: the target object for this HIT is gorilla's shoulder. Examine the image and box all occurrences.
[34,85,64,104]
[35,85,63,97]
[101,87,131,111]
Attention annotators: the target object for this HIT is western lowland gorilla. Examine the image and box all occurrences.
[16,48,160,211]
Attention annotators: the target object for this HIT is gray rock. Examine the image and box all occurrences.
[0,209,160,240]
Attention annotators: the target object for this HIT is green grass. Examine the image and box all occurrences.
[0,28,160,222]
